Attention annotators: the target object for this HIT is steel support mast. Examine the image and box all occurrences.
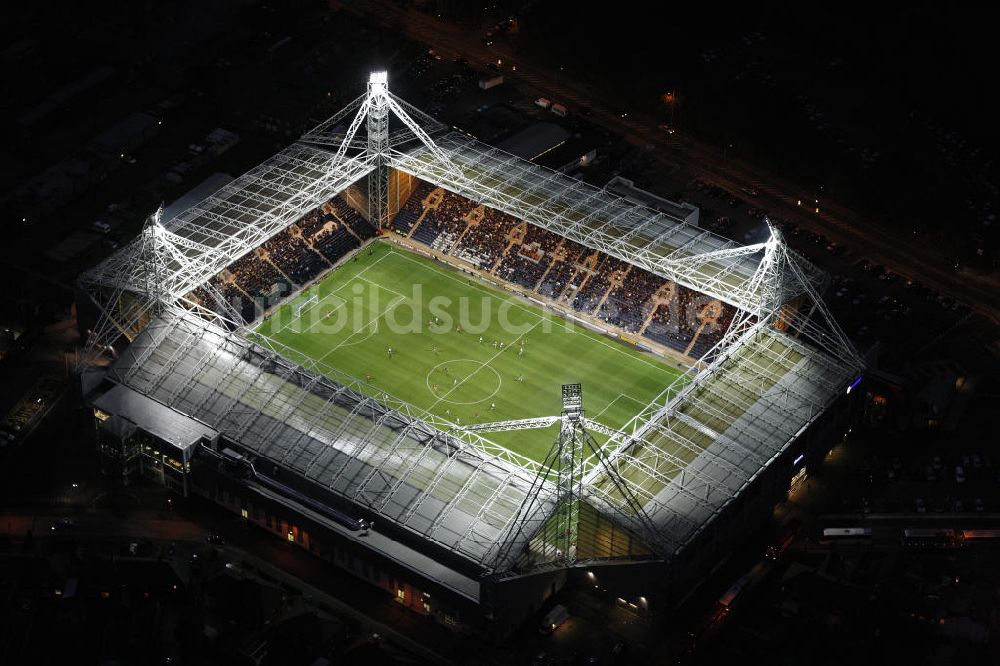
[366,72,390,230]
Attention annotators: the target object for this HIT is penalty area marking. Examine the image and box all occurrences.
[589,392,648,422]
[268,249,393,336]
[313,295,406,365]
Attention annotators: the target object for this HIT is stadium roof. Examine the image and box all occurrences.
[105,306,557,573]
[80,142,373,300]
[93,383,217,452]
[388,133,828,314]
[585,326,852,554]
[80,73,863,586]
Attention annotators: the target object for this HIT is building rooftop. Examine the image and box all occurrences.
[93,382,217,451]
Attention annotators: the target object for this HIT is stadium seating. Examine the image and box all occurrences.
[184,184,739,349]
[400,187,739,360]
[185,194,373,323]
[390,181,433,234]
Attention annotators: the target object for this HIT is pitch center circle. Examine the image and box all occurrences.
[426,359,502,405]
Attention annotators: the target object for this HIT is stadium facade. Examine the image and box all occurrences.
[77,73,864,635]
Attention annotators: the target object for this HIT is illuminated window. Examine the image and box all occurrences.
[396,588,405,601]
[287,530,295,542]
[240,508,248,519]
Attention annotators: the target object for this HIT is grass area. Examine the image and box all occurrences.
[255,242,685,463]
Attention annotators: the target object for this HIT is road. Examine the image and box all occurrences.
[341,0,1000,324]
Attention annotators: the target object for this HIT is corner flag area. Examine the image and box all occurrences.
[255,242,685,462]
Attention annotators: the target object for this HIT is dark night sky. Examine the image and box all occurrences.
[513,2,998,241]
[3,2,998,247]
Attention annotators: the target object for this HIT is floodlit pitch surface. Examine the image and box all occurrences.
[255,242,685,463]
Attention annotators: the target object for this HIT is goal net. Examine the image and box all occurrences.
[294,294,319,318]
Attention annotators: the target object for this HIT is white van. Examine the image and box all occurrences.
[539,604,569,634]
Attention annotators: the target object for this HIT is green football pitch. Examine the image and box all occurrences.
[254,242,685,463]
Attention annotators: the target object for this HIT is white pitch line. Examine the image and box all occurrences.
[392,249,676,376]
[392,250,544,324]
[589,392,649,422]
[271,291,344,336]
[274,248,391,335]
[313,295,406,366]
[301,295,351,334]
[300,272,405,335]
[426,320,541,413]
[357,275,408,299]
[271,250,394,336]
[305,276,412,334]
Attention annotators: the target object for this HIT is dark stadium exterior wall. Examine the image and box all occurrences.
[189,457,500,634]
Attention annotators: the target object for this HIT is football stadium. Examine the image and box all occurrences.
[77,73,864,634]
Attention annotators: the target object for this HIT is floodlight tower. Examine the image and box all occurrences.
[78,207,167,365]
[484,384,656,573]
[139,207,166,319]
[366,72,390,230]
[552,383,586,564]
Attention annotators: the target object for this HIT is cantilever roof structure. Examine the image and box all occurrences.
[80,143,374,300]
[388,134,830,315]
[585,326,851,555]
[80,73,864,589]
[109,306,556,572]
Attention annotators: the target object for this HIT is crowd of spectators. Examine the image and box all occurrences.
[183,184,738,356]
[186,195,372,323]
[328,196,377,239]
[263,233,325,286]
[494,224,560,289]
[453,205,520,270]
[643,283,736,357]
[599,268,667,333]
[400,184,738,359]
[536,241,587,299]
[409,188,474,251]
[397,187,523,270]
[571,254,627,314]
[391,181,434,234]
